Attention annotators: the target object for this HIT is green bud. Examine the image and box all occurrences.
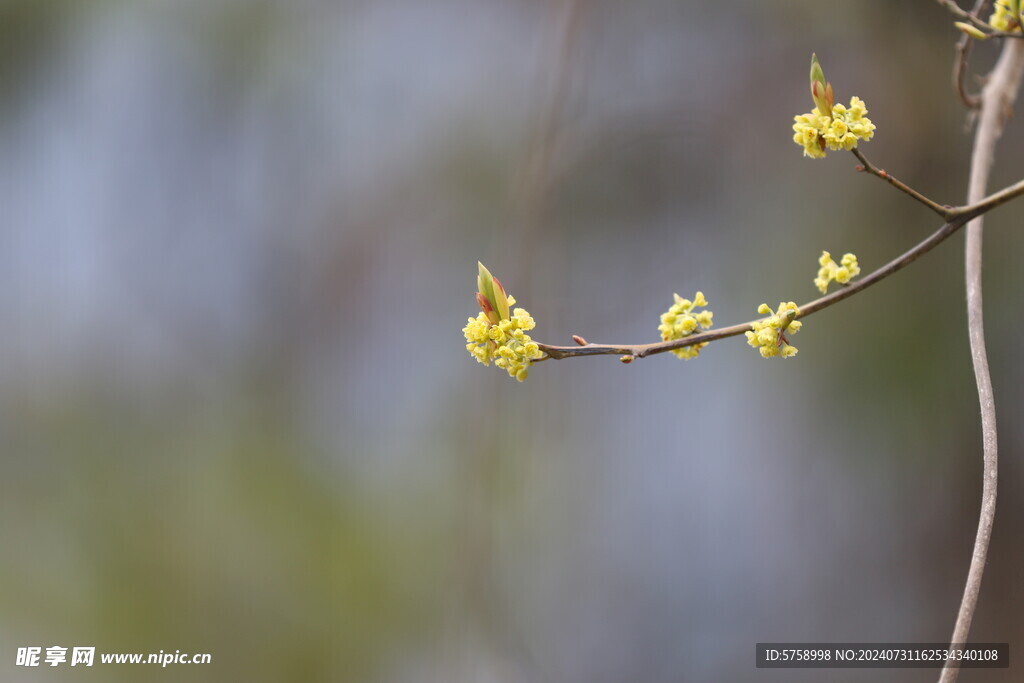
[954,22,989,40]
[809,53,825,90]
[476,262,510,323]
[809,53,834,114]
[477,262,494,306]
[491,275,510,321]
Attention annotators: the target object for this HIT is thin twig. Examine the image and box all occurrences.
[939,0,990,29]
[952,0,988,108]
[534,174,1024,361]
[939,36,1024,683]
[954,40,981,110]
[953,172,1024,217]
[851,148,956,219]
[938,0,1024,38]
[851,146,1024,222]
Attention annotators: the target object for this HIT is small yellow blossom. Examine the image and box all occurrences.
[825,97,875,150]
[793,98,875,158]
[814,251,861,293]
[990,0,1022,32]
[464,263,543,381]
[658,291,713,360]
[793,109,829,158]
[793,55,875,158]
[746,302,802,358]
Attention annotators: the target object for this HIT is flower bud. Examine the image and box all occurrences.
[954,22,989,40]
[809,54,834,114]
[477,262,510,323]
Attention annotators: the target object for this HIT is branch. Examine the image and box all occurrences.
[852,146,1024,222]
[951,0,988,108]
[851,148,957,220]
[535,174,1024,361]
[938,0,1024,38]
[939,0,988,28]
[939,36,1024,683]
[954,172,1024,217]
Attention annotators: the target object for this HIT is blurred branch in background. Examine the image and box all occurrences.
[512,0,585,286]
[2,2,1023,682]
[950,0,988,109]
[941,34,1024,683]
[460,2,588,680]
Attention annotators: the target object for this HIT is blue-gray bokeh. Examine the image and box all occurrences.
[1,2,1022,681]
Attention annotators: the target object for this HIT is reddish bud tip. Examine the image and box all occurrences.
[879,170,888,179]
[572,335,588,346]
[619,355,635,364]
[476,292,492,313]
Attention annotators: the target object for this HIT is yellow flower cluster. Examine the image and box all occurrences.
[658,291,714,359]
[814,251,861,293]
[793,97,875,159]
[990,0,1022,32]
[746,302,802,359]
[464,303,542,382]
[465,263,544,381]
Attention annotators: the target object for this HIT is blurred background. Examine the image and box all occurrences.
[1,1,1022,681]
